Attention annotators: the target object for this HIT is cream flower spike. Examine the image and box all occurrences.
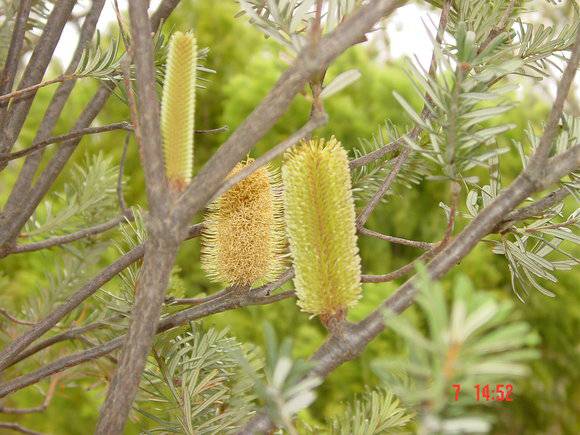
[161,31,197,192]
[282,137,362,324]
[201,159,286,288]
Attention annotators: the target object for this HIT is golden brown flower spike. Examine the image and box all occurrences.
[201,159,286,288]
[161,31,197,192]
[282,137,362,327]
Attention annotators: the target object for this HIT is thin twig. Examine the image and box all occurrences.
[165,288,234,306]
[0,122,226,166]
[0,309,35,326]
[0,122,132,163]
[355,145,413,228]
[8,215,131,255]
[0,375,59,414]
[0,422,43,435]
[348,138,403,168]
[361,248,439,283]
[441,181,461,245]
[0,75,76,104]
[523,218,578,233]
[494,187,572,232]
[5,319,122,370]
[358,227,434,250]
[195,125,229,135]
[117,132,132,216]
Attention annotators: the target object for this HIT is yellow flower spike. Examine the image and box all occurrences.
[161,31,197,192]
[282,137,362,323]
[201,159,286,288]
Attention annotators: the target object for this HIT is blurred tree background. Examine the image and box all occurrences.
[0,0,578,433]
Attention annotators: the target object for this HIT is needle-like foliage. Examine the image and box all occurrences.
[283,137,362,320]
[328,388,413,435]
[373,270,540,432]
[138,324,261,434]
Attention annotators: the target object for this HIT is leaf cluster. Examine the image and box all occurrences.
[372,270,540,432]
[237,322,321,435]
[328,388,413,435]
[236,0,357,53]
[466,117,580,301]
[24,152,118,237]
[350,121,429,204]
[138,324,261,434]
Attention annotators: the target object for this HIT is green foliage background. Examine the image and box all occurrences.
[1,0,578,433]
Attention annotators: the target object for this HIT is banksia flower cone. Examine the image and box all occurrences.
[201,159,286,287]
[282,137,362,321]
[161,31,197,192]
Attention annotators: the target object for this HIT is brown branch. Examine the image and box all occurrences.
[95,1,182,431]
[150,0,182,29]
[0,122,132,163]
[173,0,407,229]
[125,2,167,214]
[542,144,580,187]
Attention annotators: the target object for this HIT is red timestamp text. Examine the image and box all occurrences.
[452,384,513,402]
